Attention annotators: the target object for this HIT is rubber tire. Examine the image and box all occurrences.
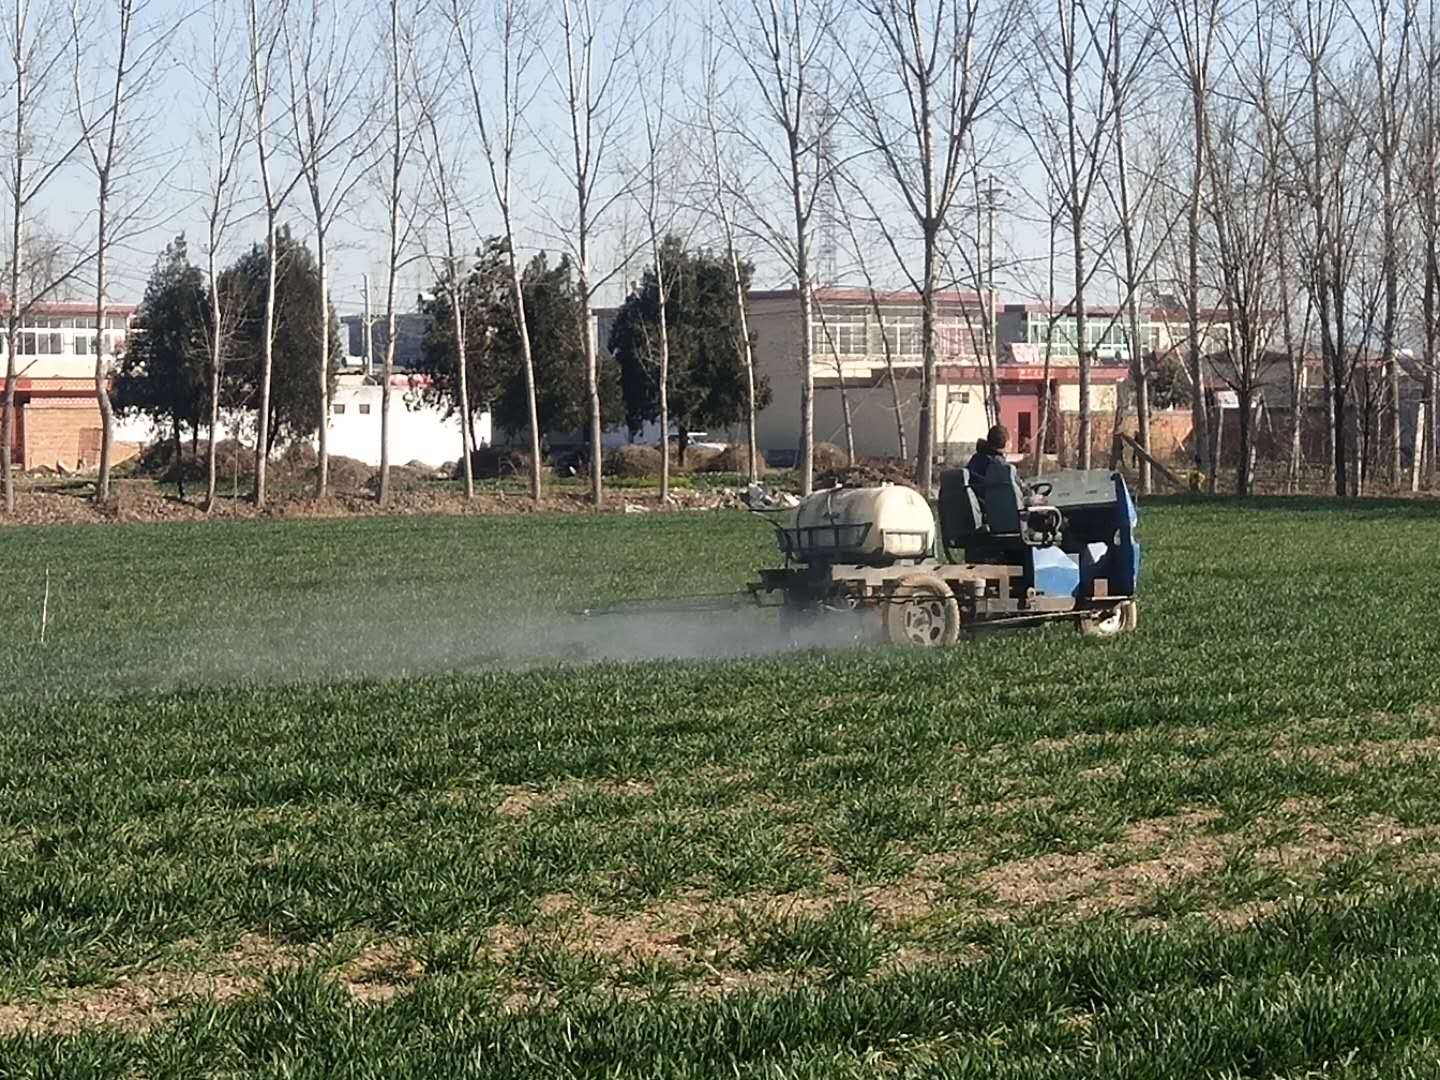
[1079,599,1138,638]
[884,573,961,648]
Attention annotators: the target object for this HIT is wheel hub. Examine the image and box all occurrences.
[901,598,948,645]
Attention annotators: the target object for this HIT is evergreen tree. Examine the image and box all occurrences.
[417,238,509,441]
[218,226,341,454]
[112,235,210,483]
[419,247,618,445]
[609,237,770,458]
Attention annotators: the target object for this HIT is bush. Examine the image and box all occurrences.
[701,444,766,475]
[604,444,664,478]
[812,441,850,473]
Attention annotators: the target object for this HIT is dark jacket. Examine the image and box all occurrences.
[965,441,1006,488]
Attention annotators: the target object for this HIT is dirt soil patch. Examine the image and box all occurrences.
[1,480,742,527]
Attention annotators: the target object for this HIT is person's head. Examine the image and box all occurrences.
[987,424,1010,452]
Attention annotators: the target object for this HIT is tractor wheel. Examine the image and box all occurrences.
[1079,599,1138,638]
[884,573,961,648]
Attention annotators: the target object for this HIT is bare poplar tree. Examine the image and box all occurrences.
[1203,0,1292,496]
[194,6,251,511]
[415,90,475,500]
[1051,0,1114,471]
[1169,0,1221,490]
[244,0,297,508]
[448,0,544,502]
[1288,0,1362,495]
[556,0,634,509]
[1414,0,1440,488]
[1,0,95,514]
[698,38,761,483]
[284,0,377,499]
[841,0,1022,490]
[631,22,682,499]
[1347,0,1417,488]
[375,0,421,508]
[69,0,171,502]
[722,0,836,496]
[1103,0,1160,492]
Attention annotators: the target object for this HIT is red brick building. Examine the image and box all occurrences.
[0,299,138,470]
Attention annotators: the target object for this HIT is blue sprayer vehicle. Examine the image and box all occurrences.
[746,465,1140,647]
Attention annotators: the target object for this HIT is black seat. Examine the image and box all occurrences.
[983,464,1027,535]
[938,469,985,550]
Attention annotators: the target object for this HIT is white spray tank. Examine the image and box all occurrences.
[781,484,935,564]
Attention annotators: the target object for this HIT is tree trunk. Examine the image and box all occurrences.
[1063,0,1090,473]
[1278,225,1302,492]
[1322,350,1335,485]
[172,414,184,499]
[1236,386,1252,497]
[655,242,671,502]
[2,330,15,513]
[815,297,854,465]
[916,230,937,491]
[788,115,815,496]
[452,283,474,499]
[1422,364,1434,489]
[94,207,115,502]
[1188,100,1208,484]
[315,232,330,498]
[505,247,542,502]
[580,262,602,510]
[798,284,815,494]
[725,242,758,484]
[1424,249,1437,489]
[205,248,222,512]
[253,209,277,508]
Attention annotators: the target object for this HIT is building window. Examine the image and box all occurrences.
[19,332,36,355]
[812,305,869,356]
[883,319,922,355]
[358,403,371,415]
[106,315,127,330]
[333,403,346,414]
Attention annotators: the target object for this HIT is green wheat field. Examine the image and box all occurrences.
[2,496,1440,1077]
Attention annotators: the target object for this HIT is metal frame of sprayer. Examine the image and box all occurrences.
[745,465,1141,648]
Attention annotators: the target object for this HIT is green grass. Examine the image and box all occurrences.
[1,495,1439,1076]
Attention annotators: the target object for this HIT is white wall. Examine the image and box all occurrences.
[325,382,489,467]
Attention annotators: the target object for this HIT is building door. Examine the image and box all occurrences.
[998,389,1031,455]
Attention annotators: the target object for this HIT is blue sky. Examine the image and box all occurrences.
[30,0,1118,323]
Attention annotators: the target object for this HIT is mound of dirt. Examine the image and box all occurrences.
[605,444,664,478]
[701,444,766,475]
[467,447,535,480]
[678,446,721,471]
[135,440,254,484]
[365,463,428,494]
[816,459,920,490]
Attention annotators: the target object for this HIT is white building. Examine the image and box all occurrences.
[324,372,490,467]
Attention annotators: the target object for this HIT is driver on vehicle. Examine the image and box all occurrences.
[966,424,1011,488]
